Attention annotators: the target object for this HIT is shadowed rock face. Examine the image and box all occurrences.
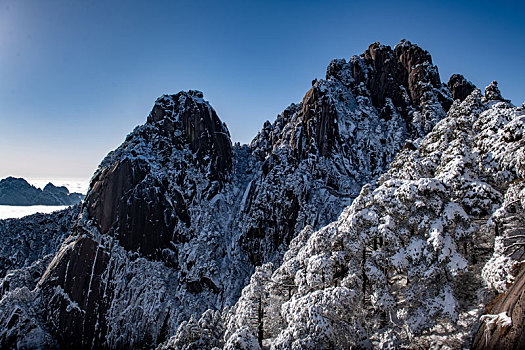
[87,157,181,260]
[85,91,231,261]
[147,90,232,182]
[240,40,455,265]
[357,41,413,109]
[0,206,80,286]
[34,91,234,348]
[350,40,452,119]
[296,85,339,158]
[293,39,455,162]
[39,235,111,349]
[394,40,443,104]
[87,158,150,235]
[448,74,476,101]
[472,267,525,350]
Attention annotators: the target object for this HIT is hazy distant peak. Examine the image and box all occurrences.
[0,176,83,206]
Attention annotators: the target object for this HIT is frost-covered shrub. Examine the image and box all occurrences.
[225,85,525,348]
[157,309,224,350]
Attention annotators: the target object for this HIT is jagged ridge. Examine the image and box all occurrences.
[1,40,520,349]
[220,84,524,349]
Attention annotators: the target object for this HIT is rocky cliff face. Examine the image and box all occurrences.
[0,40,521,349]
[0,206,80,349]
[241,40,452,265]
[447,74,476,102]
[30,91,237,348]
[472,268,525,349]
[220,83,525,349]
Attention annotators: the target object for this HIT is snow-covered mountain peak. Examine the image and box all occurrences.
[146,90,233,179]
[1,41,522,349]
[482,80,510,104]
[148,90,206,124]
[221,84,525,349]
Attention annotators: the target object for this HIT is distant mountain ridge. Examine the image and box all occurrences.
[0,176,84,206]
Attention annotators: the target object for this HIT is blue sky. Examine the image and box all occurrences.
[0,0,523,179]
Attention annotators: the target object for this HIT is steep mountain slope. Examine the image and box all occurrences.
[240,39,453,264]
[0,40,510,349]
[0,206,80,349]
[0,206,80,278]
[220,84,524,349]
[471,144,525,348]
